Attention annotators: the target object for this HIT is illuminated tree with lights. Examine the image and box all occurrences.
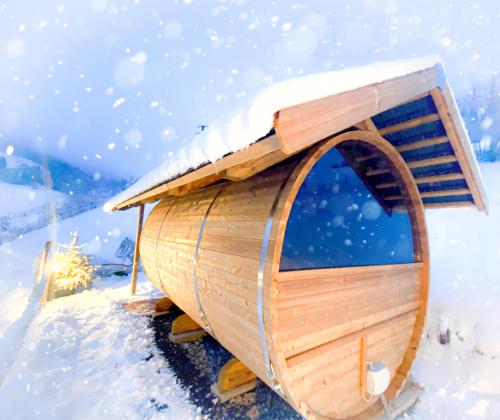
[50,231,97,297]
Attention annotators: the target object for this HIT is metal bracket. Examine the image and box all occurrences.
[257,175,290,395]
[193,186,226,334]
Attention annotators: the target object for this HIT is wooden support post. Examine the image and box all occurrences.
[168,313,206,343]
[130,204,145,296]
[211,358,258,402]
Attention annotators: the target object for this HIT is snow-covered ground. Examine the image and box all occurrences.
[0,275,196,419]
[0,162,499,419]
[411,162,500,418]
[0,205,198,419]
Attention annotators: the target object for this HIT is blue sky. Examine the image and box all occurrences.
[0,0,498,179]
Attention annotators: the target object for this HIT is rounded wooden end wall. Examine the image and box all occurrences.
[270,130,429,418]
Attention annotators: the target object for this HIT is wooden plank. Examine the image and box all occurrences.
[274,67,439,154]
[276,266,420,354]
[356,136,450,162]
[286,309,418,369]
[385,188,470,201]
[365,155,458,176]
[200,235,274,262]
[397,135,449,152]
[276,275,418,312]
[376,172,464,189]
[355,152,380,162]
[394,201,475,211]
[424,201,474,209]
[288,323,415,416]
[356,118,379,133]
[114,135,282,210]
[130,204,144,295]
[223,149,287,181]
[378,113,440,136]
[279,300,419,359]
[276,263,423,282]
[286,314,415,384]
[430,86,488,212]
[167,173,223,196]
[171,313,204,335]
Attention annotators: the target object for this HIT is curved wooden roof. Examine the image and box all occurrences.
[111,63,487,213]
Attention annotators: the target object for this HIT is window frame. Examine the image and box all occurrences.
[274,132,425,274]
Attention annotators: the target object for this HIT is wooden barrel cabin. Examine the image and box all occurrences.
[107,58,487,419]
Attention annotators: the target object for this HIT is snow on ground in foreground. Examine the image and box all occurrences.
[0,205,139,335]
[0,163,500,419]
[0,275,196,420]
[412,162,500,419]
[0,203,196,419]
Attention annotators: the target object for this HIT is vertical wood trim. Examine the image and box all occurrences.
[131,204,145,295]
[256,172,292,391]
[192,186,227,332]
[360,336,368,399]
[430,87,488,212]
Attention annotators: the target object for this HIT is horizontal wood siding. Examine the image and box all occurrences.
[139,131,429,419]
[275,264,421,359]
[139,166,291,388]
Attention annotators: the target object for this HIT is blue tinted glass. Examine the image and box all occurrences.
[280,146,415,271]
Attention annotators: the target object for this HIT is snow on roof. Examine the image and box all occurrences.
[104,55,442,212]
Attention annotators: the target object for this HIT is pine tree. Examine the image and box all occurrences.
[50,231,96,295]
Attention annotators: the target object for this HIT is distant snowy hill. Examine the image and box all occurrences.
[0,183,68,216]
[0,153,43,187]
[0,150,127,198]
[0,151,129,243]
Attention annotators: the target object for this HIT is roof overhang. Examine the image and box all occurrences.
[109,62,488,213]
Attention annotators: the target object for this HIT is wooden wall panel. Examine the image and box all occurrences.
[269,130,429,418]
[139,130,430,419]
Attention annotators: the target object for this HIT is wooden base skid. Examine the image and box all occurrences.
[168,313,206,344]
[168,330,207,344]
[122,296,174,317]
[211,381,257,403]
[386,382,423,419]
[358,380,423,420]
[153,296,174,318]
[211,358,258,402]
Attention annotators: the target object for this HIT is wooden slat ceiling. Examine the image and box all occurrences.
[345,89,485,210]
[112,65,487,213]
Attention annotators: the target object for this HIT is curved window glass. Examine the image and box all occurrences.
[280,145,415,271]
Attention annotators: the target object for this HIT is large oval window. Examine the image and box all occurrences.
[280,143,415,271]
